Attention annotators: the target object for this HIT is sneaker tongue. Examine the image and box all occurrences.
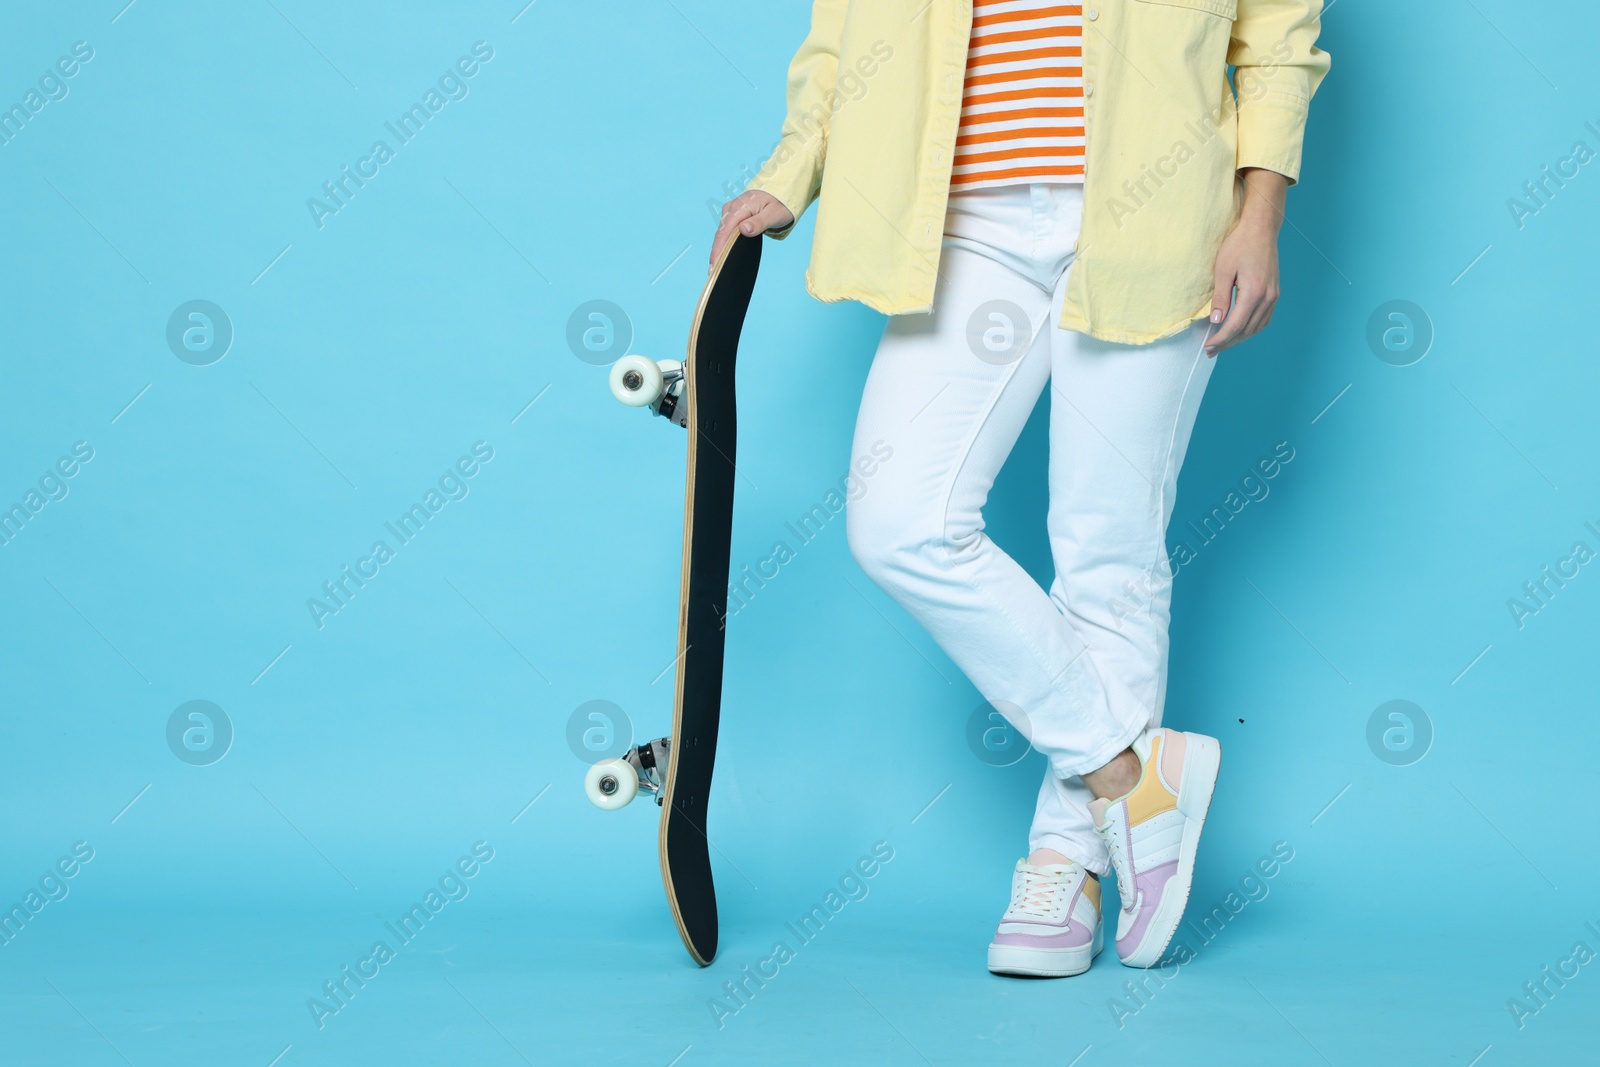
[1087,797,1111,826]
[1019,861,1076,877]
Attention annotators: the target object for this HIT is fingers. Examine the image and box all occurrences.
[1205,260,1237,355]
[711,198,757,269]
[1206,286,1256,355]
[1206,285,1243,356]
[1209,272,1233,329]
[711,197,754,267]
[1206,279,1278,356]
[710,193,796,270]
[741,198,793,237]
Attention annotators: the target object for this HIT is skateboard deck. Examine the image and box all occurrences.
[659,232,761,965]
[584,232,761,966]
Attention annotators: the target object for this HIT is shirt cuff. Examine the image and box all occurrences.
[1235,91,1311,185]
[746,136,825,240]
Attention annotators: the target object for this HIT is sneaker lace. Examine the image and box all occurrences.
[1014,868,1070,919]
[1103,826,1133,910]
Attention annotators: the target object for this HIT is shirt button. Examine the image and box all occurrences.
[1084,82,1094,97]
[1087,6,1099,18]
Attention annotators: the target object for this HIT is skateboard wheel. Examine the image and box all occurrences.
[610,355,664,407]
[585,758,638,810]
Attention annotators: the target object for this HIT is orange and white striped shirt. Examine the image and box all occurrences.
[951,0,1086,191]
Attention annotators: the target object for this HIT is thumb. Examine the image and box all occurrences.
[1210,266,1235,325]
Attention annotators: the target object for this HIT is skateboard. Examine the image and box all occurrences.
[582,232,762,965]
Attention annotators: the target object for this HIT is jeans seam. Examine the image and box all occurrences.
[1144,329,1211,719]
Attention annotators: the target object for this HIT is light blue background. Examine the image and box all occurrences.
[2,1,1598,1064]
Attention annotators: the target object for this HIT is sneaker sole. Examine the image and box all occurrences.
[988,924,1103,978]
[1118,731,1220,969]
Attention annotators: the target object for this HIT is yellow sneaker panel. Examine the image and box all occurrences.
[1122,733,1179,827]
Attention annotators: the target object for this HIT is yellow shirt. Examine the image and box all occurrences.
[747,0,1330,344]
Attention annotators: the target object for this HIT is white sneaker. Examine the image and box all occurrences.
[986,860,1103,977]
[1090,727,1221,968]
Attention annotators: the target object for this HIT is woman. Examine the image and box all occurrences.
[712,0,1329,977]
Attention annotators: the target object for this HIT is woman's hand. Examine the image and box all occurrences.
[1206,168,1289,356]
[711,190,795,271]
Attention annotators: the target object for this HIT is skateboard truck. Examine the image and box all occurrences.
[585,737,671,810]
[609,356,688,428]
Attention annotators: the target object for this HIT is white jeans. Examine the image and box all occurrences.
[846,183,1215,872]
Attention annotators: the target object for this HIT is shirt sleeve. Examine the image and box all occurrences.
[1228,0,1332,185]
[745,0,850,238]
